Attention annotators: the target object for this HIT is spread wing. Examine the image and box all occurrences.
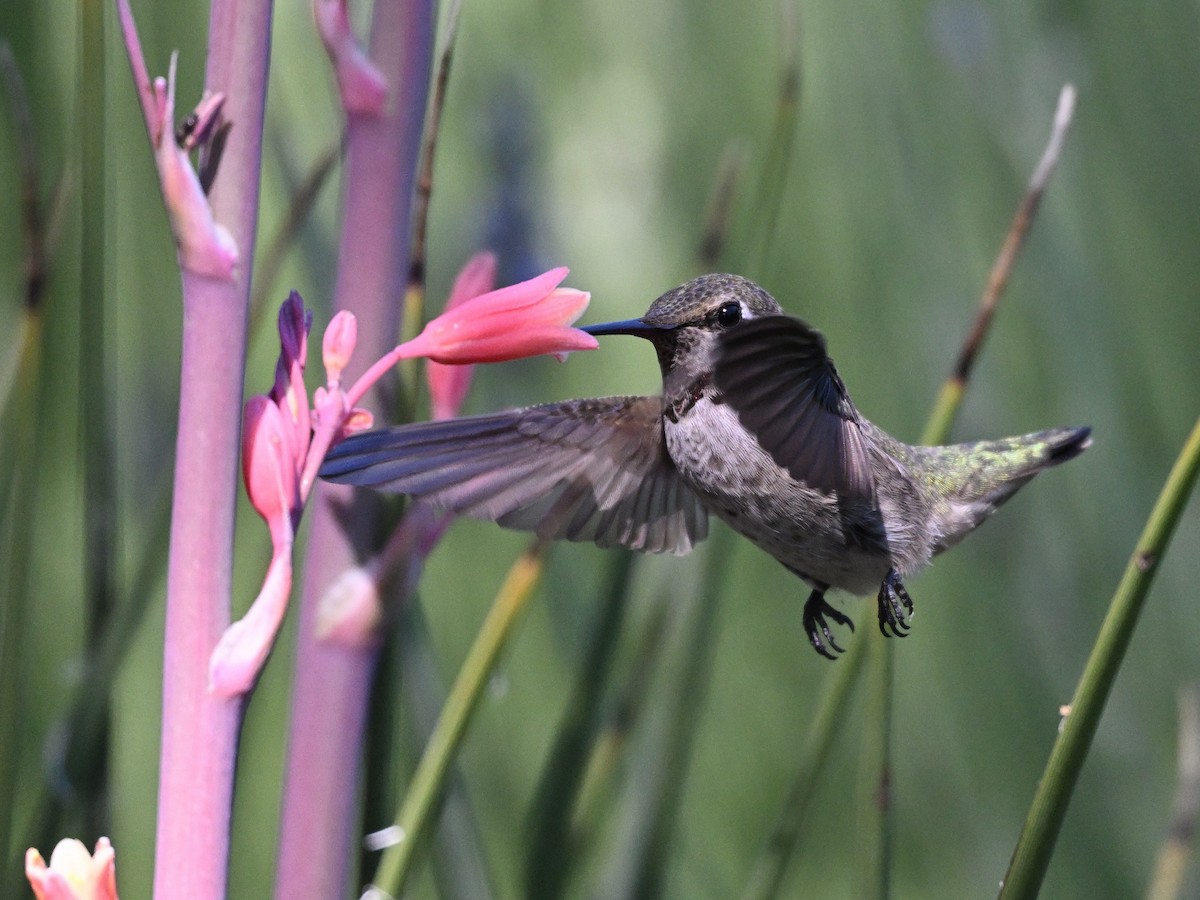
[320,396,708,554]
[714,315,874,498]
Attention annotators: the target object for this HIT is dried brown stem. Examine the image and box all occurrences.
[408,0,464,291]
[0,44,46,310]
[745,0,801,272]
[1146,686,1200,900]
[698,142,747,269]
[951,85,1077,385]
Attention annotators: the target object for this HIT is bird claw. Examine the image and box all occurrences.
[876,569,914,638]
[803,590,855,660]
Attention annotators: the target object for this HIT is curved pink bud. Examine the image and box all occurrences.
[322,310,357,386]
[314,0,388,115]
[209,548,293,696]
[242,396,297,548]
[152,56,238,280]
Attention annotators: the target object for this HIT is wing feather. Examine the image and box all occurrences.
[715,315,874,498]
[320,396,709,554]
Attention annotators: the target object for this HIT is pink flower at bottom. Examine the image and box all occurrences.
[26,838,118,900]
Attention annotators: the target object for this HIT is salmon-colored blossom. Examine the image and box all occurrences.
[26,838,118,900]
[344,267,596,411]
[402,266,596,364]
[426,252,497,419]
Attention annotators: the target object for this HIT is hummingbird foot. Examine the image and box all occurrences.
[802,588,855,660]
[876,569,914,638]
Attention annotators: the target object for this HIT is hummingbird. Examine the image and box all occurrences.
[321,274,1090,659]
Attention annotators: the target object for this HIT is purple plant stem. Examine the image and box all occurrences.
[152,0,274,896]
[274,2,433,897]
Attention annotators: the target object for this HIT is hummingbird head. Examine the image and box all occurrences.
[583,274,783,379]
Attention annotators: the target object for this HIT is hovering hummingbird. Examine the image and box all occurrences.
[321,274,1090,658]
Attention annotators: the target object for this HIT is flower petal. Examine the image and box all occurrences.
[26,838,118,900]
[405,269,595,364]
[315,566,382,646]
[242,396,297,542]
[426,324,599,364]
[445,251,499,311]
[153,56,238,280]
[444,266,568,319]
[426,252,498,419]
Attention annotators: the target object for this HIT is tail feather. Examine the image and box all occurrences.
[926,425,1091,552]
[1044,426,1092,466]
[948,426,1091,501]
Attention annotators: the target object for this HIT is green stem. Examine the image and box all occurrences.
[0,316,43,868]
[739,622,866,900]
[78,0,115,834]
[525,551,636,898]
[856,636,895,900]
[1144,687,1200,900]
[1000,415,1200,899]
[920,378,965,447]
[370,543,548,896]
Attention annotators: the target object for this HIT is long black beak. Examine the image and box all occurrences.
[582,318,669,340]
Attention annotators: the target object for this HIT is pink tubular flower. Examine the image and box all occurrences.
[426,251,498,419]
[214,266,594,694]
[344,266,596,411]
[212,293,376,695]
[403,266,596,364]
[26,838,118,900]
[211,397,300,695]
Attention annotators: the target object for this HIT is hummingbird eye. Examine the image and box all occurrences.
[715,301,743,328]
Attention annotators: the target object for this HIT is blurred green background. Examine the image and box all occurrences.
[2,0,1199,896]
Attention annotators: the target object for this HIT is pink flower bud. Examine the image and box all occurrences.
[322,310,357,386]
[277,292,312,372]
[152,56,237,280]
[242,396,297,548]
[313,0,388,115]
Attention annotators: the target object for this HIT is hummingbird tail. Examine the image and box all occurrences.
[1041,425,1092,467]
[927,425,1091,552]
[954,425,1092,492]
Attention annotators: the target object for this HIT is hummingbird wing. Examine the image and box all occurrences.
[320,396,709,555]
[713,315,875,498]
